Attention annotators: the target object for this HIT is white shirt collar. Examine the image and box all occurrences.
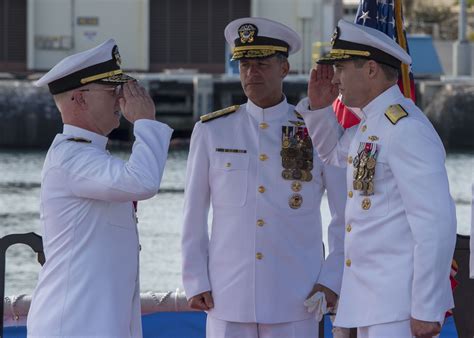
[360,85,404,120]
[246,96,289,122]
[63,124,108,149]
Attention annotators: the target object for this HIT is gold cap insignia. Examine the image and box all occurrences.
[238,23,258,44]
[331,27,340,46]
[112,45,122,66]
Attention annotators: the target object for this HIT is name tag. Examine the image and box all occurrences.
[215,148,247,153]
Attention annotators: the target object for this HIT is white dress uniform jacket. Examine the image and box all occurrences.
[182,98,347,323]
[296,85,456,327]
[27,121,172,337]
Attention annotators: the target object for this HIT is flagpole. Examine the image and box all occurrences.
[394,0,412,98]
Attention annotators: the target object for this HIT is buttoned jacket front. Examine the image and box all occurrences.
[182,98,347,324]
[27,121,172,338]
[297,85,456,327]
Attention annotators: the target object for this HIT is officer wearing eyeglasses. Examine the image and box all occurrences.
[27,39,173,337]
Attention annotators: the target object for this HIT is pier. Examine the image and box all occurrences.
[0,74,472,150]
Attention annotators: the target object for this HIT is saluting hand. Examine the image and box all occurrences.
[119,80,156,123]
[411,318,441,338]
[188,291,214,311]
[307,64,339,111]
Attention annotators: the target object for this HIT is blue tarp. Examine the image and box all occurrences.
[4,313,458,337]
[407,35,444,77]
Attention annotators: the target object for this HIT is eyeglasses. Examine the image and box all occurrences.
[71,84,122,100]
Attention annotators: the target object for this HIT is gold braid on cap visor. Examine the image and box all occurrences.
[232,45,289,60]
[330,49,371,58]
[80,69,124,84]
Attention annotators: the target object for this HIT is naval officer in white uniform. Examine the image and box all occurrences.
[181,17,347,338]
[296,20,457,337]
[27,39,173,337]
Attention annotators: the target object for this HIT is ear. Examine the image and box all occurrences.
[366,60,379,79]
[280,60,290,78]
[71,91,87,110]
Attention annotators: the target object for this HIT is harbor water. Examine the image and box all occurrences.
[0,148,472,296]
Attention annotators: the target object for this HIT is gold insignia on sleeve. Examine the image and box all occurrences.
[67,137,91,143]
[384,104,408,125]
[200,105,240,123]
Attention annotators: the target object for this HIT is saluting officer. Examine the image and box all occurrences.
[296,20,456,337]
[181,17,347,338]
[27,39,172,337]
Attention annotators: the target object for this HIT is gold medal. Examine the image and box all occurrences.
[292,169,302,180]
[291,181,302,192]
[302,171,312,182]
[296,159,305,169]
[353,180,363,191]
[289,193,303,209]
[282,169,292,180]
[359,152,368,168]
[282,138,290,148]
[353,168,359,179]
[287,148,297,158]
[366,157,376,169]
[282,157,296,169]
[356,167,366,181]
[367,181,374,195]
[306,161,313,170]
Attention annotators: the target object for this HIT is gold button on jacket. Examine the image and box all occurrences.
[258,186,265,193]
[346,259,351,267]
[256,252,263,260]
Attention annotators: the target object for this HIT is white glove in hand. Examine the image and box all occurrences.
[303,291,328,322]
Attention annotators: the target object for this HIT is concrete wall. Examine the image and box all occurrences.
[434,40,474,76]
[27,0,149,71]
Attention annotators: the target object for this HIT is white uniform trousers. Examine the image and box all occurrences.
[357,320,413,338]
[207,315,319,338]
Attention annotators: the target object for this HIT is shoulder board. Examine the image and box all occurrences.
[384,104,408,125]
[67,137,91,143]
[200,105,240,123]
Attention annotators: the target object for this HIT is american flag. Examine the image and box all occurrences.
[334,0,415,129]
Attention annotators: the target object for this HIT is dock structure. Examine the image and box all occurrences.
[0,74,472,149]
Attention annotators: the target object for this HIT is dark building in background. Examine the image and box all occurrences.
[149,0,250,73]
[0,0,27,72]
[0,0,250,74]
